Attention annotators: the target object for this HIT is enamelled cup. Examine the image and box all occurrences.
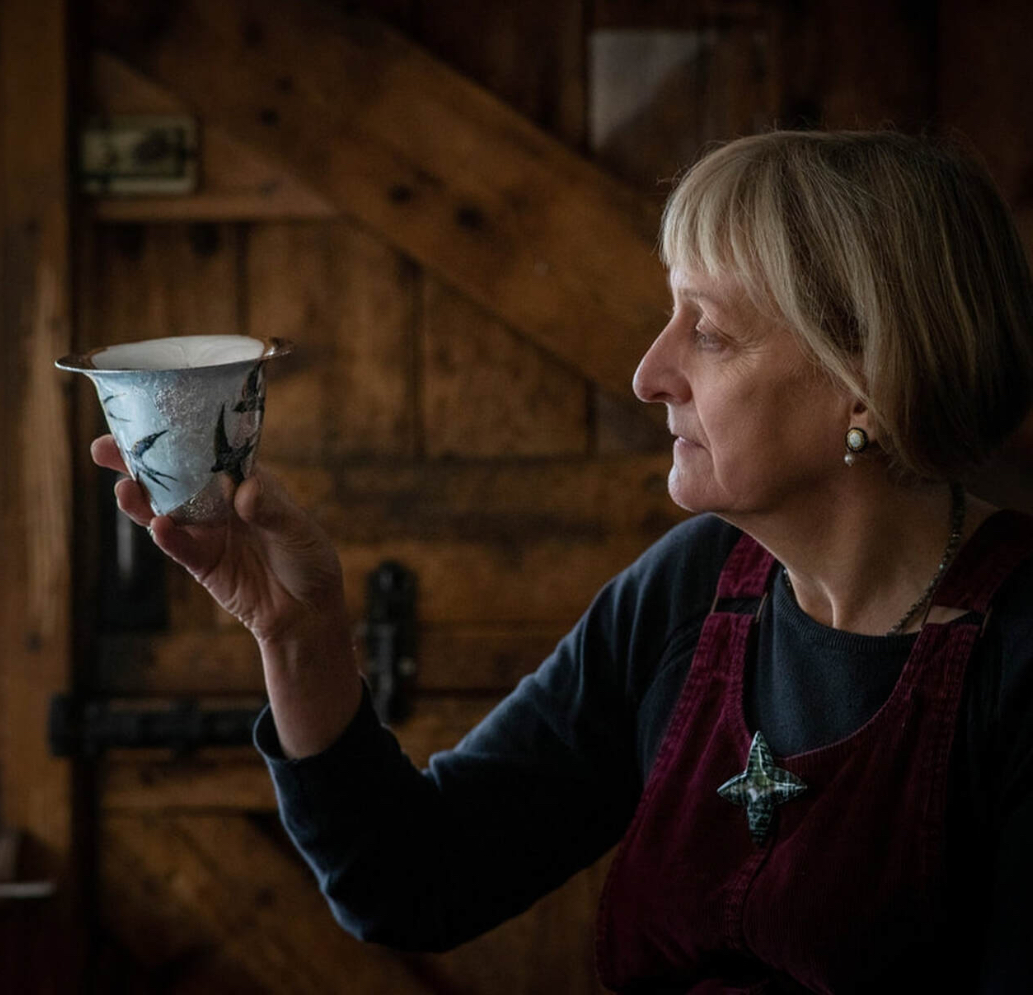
[56,334,293,523]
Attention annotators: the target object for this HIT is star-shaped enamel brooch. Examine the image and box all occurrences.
[717,731,807,845]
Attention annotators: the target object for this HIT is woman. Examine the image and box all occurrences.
[93,131,1033,992]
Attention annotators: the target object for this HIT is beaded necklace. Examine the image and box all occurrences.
[782,482,967,635]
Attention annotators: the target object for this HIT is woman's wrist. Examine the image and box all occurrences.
[257,619,363,759]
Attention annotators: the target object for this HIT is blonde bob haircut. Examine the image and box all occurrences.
[661,130,1033,481]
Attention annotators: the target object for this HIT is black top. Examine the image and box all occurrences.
[255,514,1033,990]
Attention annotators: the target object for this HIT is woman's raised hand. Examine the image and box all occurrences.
[90,434,345,648]
[92,434,362,757]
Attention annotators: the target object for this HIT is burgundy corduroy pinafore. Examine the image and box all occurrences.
[597,512,1033,994]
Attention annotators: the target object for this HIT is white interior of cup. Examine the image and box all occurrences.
[91,335,266,371]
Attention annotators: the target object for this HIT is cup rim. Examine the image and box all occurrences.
[55,334,293,373]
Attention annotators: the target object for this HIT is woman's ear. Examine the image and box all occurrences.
[847,398,872,437]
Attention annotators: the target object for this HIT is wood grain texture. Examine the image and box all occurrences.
[100,814,607,991]
[91,0,669,401]
[420,276,589,457]
[97,622,568,695]
[0,0,73,844]
[102,754,277,812]
[88,52,335,221]
[85,222,242,345]
[416,0,587,149]
[770,0,936,132]
[101,812,436,993]
[93,454,680,694]
[589,15,777,195]
[101,810,609,993]
[98,693,495,814]
[82,221,248,631]
[266,454,678,540]
[592,0,764,29]
[595,389,671,454]
[0,0,80,987]
[247,221,418,460]
[328,535,655,625]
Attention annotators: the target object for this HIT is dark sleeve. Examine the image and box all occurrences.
[254,600,640,952]
[973,559,1033,991]
[254,515,733,953]
[979,793,1033,992]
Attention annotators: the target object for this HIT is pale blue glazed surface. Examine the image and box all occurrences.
[86,359,265,519]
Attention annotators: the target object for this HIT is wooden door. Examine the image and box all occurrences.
[77,1,670,991]
[64,0,978,992]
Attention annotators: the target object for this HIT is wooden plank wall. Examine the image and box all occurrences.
[0,0,82,989]
[77,1,678,991]
[54,0,1033,991]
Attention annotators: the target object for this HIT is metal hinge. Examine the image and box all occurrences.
[47,696,261,759]
[49,561,418,756]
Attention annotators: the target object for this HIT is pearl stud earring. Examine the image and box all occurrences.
[844,427,869,466]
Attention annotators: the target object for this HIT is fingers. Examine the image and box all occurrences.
[147,515,220,578]
[114,476,154,528]
[90,435,129,475]
[96,434,157,530]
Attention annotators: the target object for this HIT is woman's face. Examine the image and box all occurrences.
[634,267,854,519]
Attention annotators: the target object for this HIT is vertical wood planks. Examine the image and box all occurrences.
[770,0,937,132]
[0,0,80,988]
[83,222,246,630]
[90,0,670,404]
[421,277,589,458]
[86,223,242,346]
[247,222,419,461]
[416,0,588,151]
[588,5,778,195]
[417,0,631,461]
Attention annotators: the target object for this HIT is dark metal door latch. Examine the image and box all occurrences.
[362,560,418,723]
[49,562,418,756]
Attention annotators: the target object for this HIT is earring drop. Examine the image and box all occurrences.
[844,427,869,466]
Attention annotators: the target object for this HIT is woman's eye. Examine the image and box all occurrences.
[693,323,723,351]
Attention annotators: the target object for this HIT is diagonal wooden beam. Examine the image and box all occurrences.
[88,51,337,220]
[92,0,670,399]
[102,813,440,993]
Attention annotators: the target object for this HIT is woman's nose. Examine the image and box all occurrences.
[633,323,685,404]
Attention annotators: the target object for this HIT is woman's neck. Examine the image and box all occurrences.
[722,477,996,636]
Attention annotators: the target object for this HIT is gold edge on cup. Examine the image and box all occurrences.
[260,336,294,362]
[54,345,106,372]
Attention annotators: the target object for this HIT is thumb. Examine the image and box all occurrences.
[235,468,310,540]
